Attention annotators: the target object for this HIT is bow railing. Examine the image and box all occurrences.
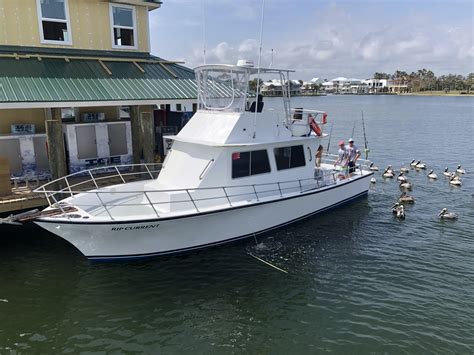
[33,164,357,221]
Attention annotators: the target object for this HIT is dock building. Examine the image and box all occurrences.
[0,0,196,187]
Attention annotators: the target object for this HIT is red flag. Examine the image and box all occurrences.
[232,152,240,160]
[322,113,328,124]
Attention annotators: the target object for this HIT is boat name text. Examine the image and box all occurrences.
[111,224,160,231]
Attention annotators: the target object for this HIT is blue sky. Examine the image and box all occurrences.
[149,0,474,80]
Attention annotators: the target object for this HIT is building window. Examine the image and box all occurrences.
[232,150,270,179]
[110,4,137,49]
[119,106,131,119]
[176,104,182,111]
[37,0,72,44]
[274,145,306,170]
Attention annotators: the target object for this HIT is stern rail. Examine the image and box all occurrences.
[33,165,368,222]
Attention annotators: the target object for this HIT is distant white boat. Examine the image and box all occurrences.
[33,62,373,261]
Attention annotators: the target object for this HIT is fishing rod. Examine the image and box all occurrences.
[361,110,369,160]
[326,121,334,153]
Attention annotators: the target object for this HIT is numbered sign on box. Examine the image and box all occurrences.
[11,124,35,135]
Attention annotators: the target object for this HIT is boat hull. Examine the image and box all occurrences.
[35,175,372,261]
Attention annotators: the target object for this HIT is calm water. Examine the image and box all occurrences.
[1,96,473,353]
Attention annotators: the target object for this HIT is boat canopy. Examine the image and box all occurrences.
[194,64,295,116]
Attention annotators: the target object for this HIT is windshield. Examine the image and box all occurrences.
[196,67,250,112]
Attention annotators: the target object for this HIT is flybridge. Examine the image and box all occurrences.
[194,62,295,118]
[192,62,327,141]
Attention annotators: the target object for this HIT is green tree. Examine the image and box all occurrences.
[466,73,474,93]
[248,78,263,93]
[373,72,390,79]
[391,70,408,80]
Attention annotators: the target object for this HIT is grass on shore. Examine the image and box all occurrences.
[399,90,474,96]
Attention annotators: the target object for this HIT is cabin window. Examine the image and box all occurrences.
[110,4,137,49]
[37,0,72,44]
[274,145,306,170]
[232,150,270,178]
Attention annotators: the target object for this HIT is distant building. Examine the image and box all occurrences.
[362,79,388,93]
[260,79,301,96]
[300,78,323,94]
[388,79,409,93]
[321,81,335,93]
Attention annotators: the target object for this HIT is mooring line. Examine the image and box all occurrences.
[248,253,288,274]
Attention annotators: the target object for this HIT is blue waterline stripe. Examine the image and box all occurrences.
[88,189,368,262]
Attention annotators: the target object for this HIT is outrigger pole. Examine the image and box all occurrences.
[326,121,334,153]
[252,0,266,139]
[361,110,369,160]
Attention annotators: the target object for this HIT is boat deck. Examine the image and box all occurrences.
[38,163,370,222]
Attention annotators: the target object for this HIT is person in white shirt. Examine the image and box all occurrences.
[334,140,349,178]
[345,138,361,176]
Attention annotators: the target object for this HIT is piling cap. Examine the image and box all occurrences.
[338,140,345,146]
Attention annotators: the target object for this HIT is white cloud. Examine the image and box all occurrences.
[238,39,258,53]
[150,1,474,79]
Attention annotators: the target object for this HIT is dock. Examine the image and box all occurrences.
[0,185,47,215]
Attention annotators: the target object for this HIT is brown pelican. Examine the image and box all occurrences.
[395,205,406,219]
[397,172,408,182]
[427,170,438,179]
[399,192,415,204]
[449,175,462,186]
[399,180,412,190]
[415,161,427,169]
[391,202,400,214]
[438,208,458,220]
[369,162,379,171]
[383,168,394,178]
[456,165,466,174]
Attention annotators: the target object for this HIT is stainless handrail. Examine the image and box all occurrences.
[199,159,214,180]
[35,162,368,221]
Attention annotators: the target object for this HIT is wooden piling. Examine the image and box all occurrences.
[130,105,142,165]
[45,108,67,180]
[140,111,155,164]
[0,157,11,196]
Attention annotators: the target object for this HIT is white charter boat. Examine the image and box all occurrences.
[33,62,373,261]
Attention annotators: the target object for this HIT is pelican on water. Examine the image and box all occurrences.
[391,202,400,214]
[370,177,377,184]
[369,162,379,171]
[438,208,458,220]
[456,165,466,174]
[443,168,451,177]
[399,192,415,204]
[415,161,427,169]
[395,205,406,220]
[427,170,438,179]
[449,175,462,186]
[399,180,412,190]
[400,167,410,173]
[383,169,394,178]
[397,172,407,182]
[410,160,417,167]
